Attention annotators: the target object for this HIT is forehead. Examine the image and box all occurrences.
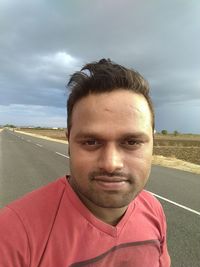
[70,90,152,136]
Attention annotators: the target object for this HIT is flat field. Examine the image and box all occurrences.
[17,129,200,166]
[154,134,200,165]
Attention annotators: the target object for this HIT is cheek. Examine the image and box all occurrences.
[70,157,84,172]
[70,144,97,167]
[140,159,152,183]
[126,154,152,179]
[70,152,94,177]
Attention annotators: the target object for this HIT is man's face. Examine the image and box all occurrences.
[68,90,153,210]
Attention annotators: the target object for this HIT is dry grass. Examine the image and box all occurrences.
[154,134,200,165]
[155,133,200,141]
[18,128,67,140]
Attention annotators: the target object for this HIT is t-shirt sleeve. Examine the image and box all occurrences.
[0,207,30,267]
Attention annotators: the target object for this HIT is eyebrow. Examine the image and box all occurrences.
[74,132,102,140]
[121,133,150,140]
[74,132,150,141]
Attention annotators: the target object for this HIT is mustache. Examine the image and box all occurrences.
[89,171,132,180]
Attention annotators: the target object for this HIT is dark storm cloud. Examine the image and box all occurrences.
[0,0,200,132]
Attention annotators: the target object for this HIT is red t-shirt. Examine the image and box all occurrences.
[0,177,170,266]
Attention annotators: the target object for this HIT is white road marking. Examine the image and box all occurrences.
[148,191,200,216]
[55,152,70,159]
[36,143,43,147]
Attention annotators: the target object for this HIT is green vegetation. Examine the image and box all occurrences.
[161,129,168,135]
[173,130,179,136]
[4,124,16,128]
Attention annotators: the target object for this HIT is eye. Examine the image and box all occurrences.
[81,139,102,150]
[84,139,99,146]
[121,139,143,149]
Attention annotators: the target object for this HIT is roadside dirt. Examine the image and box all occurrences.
[15,130,67,144]
[152,155,200,175]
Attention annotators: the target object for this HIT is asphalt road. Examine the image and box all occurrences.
[0,129,199,267]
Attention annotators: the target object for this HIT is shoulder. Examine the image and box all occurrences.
[133,190,167,238]
[1,177,67,234]
[8,177,67,212]
[0,177,68,262]
[137,190,161,206]
[135,190,165,218]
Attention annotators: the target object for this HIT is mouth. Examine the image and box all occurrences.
[93,176,130,190]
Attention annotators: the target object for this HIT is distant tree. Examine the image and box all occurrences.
[161,129,168,135]
[173,130,179,136]
[4,124,15,128]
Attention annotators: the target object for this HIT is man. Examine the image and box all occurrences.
[0,59,170,266]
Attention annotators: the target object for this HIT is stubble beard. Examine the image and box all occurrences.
[70,170,146,209]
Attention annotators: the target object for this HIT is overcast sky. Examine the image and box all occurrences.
[0,0,200,133]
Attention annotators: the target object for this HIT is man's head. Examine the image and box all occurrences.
[66,59,154,223]
[67,59,154,136]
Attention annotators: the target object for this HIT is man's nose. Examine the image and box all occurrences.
[98,144,124,173]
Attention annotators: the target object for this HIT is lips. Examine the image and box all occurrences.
[93,176,128,183]
[93,176,129,190]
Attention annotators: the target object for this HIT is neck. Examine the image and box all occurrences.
[79,193,128,226]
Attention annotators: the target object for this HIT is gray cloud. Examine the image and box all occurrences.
[0,0,200,132]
